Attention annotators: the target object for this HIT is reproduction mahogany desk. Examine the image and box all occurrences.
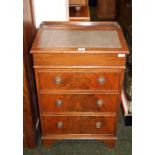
[30,22,129,148]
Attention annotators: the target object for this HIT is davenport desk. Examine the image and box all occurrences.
[30,22,129,148]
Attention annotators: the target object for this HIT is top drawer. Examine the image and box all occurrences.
[33,53,126,68]
[36,68,122,92]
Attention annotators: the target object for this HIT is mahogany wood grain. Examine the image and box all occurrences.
[39,94,119,113]
[42,135,116,148]
[42,112,116,116]
[37,68,122,91]
[23,64,37,148]
[39,21,120,29]
[41,115,116,135]
[30,22,129,148]
[33,54,126,68]
[97,0,116,19]
[69,0,88,6]
[23,0,38,148]
[42,134,116,139]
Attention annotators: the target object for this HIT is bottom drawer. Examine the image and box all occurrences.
[42,115,116,135]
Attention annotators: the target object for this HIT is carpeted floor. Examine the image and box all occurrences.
[24,109,132,155]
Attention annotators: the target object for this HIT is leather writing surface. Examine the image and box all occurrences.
[38,30,121,48]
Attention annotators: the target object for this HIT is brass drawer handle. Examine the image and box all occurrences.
[55,100,63,107]
[57,122,63,128]
[97,77,105,85]
[55,76,61,85]
[96,99,104,107]
[96,122,102,128]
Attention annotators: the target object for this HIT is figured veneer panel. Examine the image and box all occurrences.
[39,94,119,113]
[42,115,116,135]
[37,69,121,91]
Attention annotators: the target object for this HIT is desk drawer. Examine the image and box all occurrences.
[42,115,116,135]
[37,69,121,91]
[69,0,88,6]
[39,94,119,112]
[33,54,126,67]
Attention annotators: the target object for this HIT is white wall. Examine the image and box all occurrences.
[34,0,69,27]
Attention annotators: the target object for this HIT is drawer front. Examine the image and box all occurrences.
[69,0,88,6]
[37,69,121,91]
[40,94,119,112]
[33,53,126,67]
[42,116,116,135]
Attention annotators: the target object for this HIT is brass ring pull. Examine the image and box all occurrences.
[55,100,63,107]
[97,77,105,85]
[57,122,63,128]
[96,122,102,128]
[96,99,104,107]
[55,76,61,85]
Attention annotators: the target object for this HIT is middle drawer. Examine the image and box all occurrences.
[37,69,121,91]
[39,94,119,113]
